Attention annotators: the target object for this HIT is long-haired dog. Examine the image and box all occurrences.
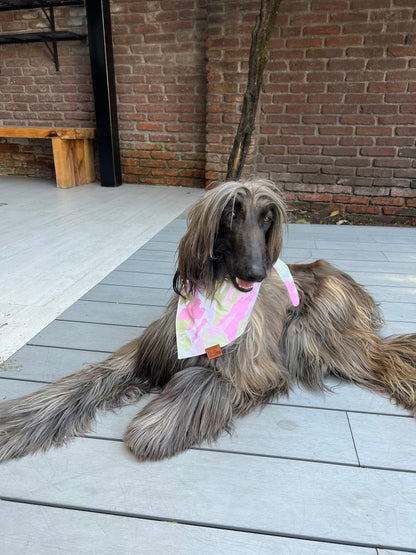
[1,179,416,462]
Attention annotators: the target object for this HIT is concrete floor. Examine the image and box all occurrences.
[0,176,203,361]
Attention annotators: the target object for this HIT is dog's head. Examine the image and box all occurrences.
[173,179,287,297]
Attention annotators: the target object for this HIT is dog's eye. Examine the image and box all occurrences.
[263,215,272,223]
[226,211,236,221]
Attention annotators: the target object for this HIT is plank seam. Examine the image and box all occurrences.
[1,496,415,553]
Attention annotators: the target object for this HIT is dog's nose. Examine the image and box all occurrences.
[246,264,266,283]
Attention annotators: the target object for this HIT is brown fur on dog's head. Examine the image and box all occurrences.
[173,179,287,297]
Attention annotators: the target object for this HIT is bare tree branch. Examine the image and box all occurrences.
[226,0,281,181]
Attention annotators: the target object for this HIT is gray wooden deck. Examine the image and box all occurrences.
[1,219,416,554]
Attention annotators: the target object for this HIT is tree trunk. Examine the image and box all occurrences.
[226,0,281,181]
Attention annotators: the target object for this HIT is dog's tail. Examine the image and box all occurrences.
[374,333,416,412]
[0,337,150,462]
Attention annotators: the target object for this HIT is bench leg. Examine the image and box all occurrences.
[52,138,96,188]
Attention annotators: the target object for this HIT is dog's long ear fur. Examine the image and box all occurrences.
[260,183,287,266]
[173,179,287,296]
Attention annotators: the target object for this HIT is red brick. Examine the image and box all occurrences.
[150,151,177,160]
[325,36,362,47]
[388,46,416,58]
[379,115,416,126]
[327,82,365,94]
[284,183,317,193]
[346,205,380,215]
[346,71,384,82]
[307,71,345,83]
[396,127,416,136]
[374,158,410,168]
[350,0,390,10]
[382,206,404,215]
[346,47,384,58]
[291,14,327,25]
[356,127,392,137]
[308,94,344,104]
[303,136,338,146]
[391,188,415,198]
[339,115,375,125]
[286,38,323,48]
[299,193,332,202]
[333,195,368,205]
[321,105,356,114]
[401,104,416,114]
[311,1,349,10]
[360,147,397,157]
[340,137,374,147]
[281,126,313,136]
[322,166,355,176]
[368,82,407,93]
[306,47,344,58]
[323,147,358,158]
[330,12,368,24]
[369,197,405,206]
[343,22,384,35]
[318,126,354,136]
[303,25,341,36]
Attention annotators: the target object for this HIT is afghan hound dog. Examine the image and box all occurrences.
[1,179,416,463]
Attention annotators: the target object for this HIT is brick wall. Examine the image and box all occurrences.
[0,0,415,216]
[112,0,207,186]
[206,0,416,217]
[0,1,206,187]
[0,3,92,179]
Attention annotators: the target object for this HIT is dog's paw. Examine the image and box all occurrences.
[123,411,193,461]
[123,366,233,462]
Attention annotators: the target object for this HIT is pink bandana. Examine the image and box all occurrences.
[176,259,299,359]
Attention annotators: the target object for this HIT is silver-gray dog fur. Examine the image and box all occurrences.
[1,179,416,462]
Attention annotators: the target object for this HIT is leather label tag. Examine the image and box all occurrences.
[205,345,223,359]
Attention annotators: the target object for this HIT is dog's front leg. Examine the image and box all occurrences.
[123,366,233,461]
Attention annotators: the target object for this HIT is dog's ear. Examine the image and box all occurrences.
[266,199,286,264]
[173,192,219,296]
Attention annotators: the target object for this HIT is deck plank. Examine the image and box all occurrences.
[316,240,416,253]
[348,412,416,472]
[380,301,416,322]
[282,247,389,263]
[1,367,408,418]
[140,241,180,252]
[382,321,416,335]
[0,502,377,555]
[101,270,172,288]
[128,249,176,262]
[345,271,416,288]
[277,376,408,416]
[1,440,416,550]
[28,320,143,353]
[115,258,175,274]
[57,300,165,327]
[81,284,172,305]
[365,285,416,304]
[1,345,106,383]
[0,380,359,465]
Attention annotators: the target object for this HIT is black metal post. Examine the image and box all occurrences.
[85,0,122,186]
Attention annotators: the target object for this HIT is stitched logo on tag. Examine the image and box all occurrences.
[205,345,223,359]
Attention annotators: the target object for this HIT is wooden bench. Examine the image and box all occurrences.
[0,127,96,188]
